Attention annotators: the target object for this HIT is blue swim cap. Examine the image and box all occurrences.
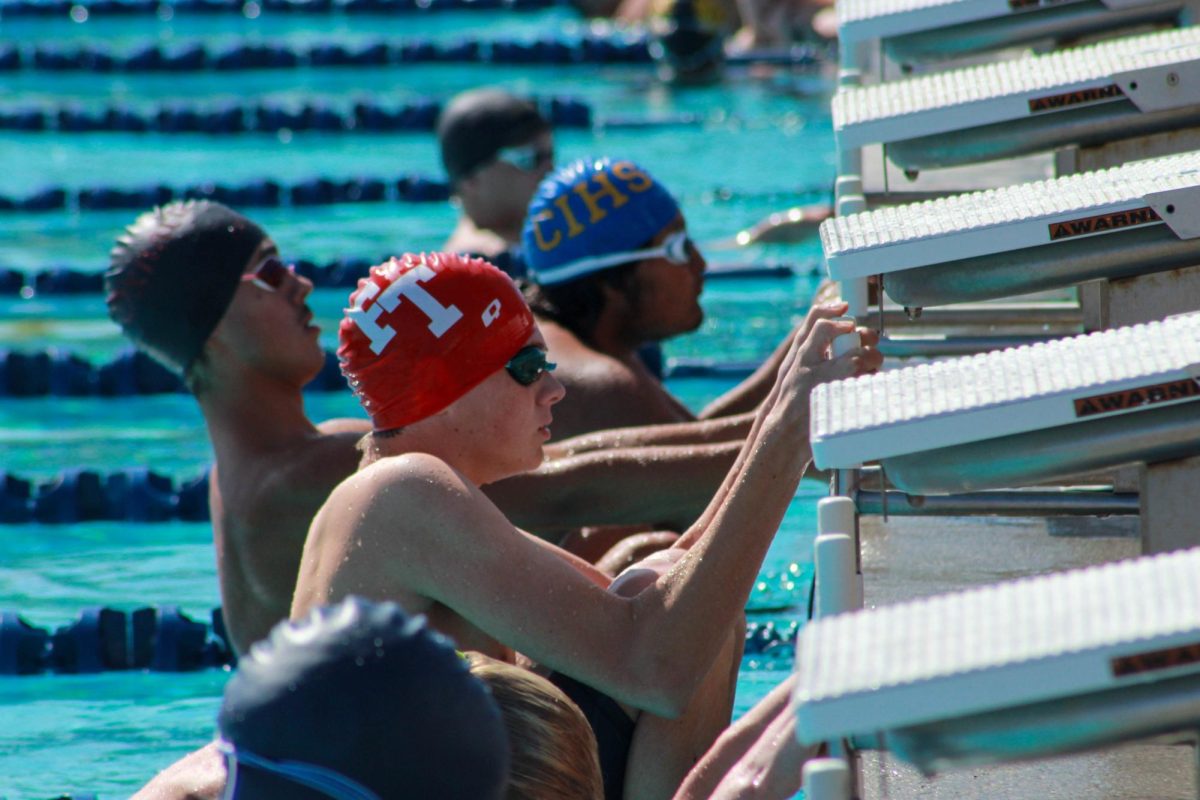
[218,597,510,800]
[522,157,681,286]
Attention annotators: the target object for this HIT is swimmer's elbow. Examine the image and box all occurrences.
[628,650,698,719]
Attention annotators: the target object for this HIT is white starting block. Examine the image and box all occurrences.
[838,0,1191,67]
[810,312,1200,494]
[834,26,1200,173]
[794,547,1200,796]
[822,149,1200,310]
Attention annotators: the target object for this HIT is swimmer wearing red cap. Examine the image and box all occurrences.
[295,251,881,800]
[103,202,797,658]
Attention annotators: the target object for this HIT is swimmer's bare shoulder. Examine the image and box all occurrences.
[293,452,513,616]
[258,418,370,523]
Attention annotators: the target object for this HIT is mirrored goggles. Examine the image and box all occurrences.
[538,230,694,285]
[494,143,554,173]
[243,255,293,293]
[505,346,557,387]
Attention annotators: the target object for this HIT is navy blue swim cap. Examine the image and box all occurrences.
[522,157,681,286]
[218,597,510,800]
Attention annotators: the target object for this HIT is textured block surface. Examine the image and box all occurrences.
[810,312,1200,467]
[833,27,1200,146]
[821,149,1200,278]
[795,546,1200,739]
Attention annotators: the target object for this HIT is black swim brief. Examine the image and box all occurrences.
[548,672,636,800]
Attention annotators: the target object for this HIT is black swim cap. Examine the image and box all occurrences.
[437,89,551,182]
[218,597,510,800]
[105,200,266,376]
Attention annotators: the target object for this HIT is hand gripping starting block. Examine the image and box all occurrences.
[838,0,1192,67]
[794,547,1200,798]
[810,312,1200,494]
[833,26,1200,173]
[821,149,1200,310]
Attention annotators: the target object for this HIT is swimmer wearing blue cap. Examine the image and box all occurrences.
[522,157,828,442]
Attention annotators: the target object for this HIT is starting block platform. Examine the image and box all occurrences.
[838,0,1189,64]
[810,313,1200,493]
[822,149,1200,308]
[794,547,1200,774]
[833,27,1200,170]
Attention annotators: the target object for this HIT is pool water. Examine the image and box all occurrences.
[0,6,836,797]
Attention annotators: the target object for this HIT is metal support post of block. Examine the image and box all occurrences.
[814,534,858,619]
[1139,454,1200,554]
[816,496,864,615]
[802,758,852,800]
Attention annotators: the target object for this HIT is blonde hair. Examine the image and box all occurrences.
[466,654,604,800]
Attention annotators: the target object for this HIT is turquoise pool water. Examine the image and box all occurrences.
[0,7,835,796]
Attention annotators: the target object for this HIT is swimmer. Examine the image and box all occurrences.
[292,251,881,798]
[439,88,555,268]
[131,596,512,800]
[521,157,854,441]
[104,201,754,653]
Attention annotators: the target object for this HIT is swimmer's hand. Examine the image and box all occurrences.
[768,302,883,429]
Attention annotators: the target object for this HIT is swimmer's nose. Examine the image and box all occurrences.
[292,269,314,302]
[688,240,706,281]
[541,370,566,406]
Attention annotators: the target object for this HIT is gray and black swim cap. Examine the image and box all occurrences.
[437,89,550,183]
[218,597,510,800]
[105,200,266,375]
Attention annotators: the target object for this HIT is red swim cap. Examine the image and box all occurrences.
[338,252,535,431]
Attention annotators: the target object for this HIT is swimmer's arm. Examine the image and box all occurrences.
[674,310,880,556]
[672,675,812,800]
[553,371,701,437]
[521,529,613,590]
[345,453,798,717]
[697,315,805,419]
[315,417,372,436]
[698,301,878,421]
[483,440,741,531]
[342,460,686,715]
[544,412,754,458]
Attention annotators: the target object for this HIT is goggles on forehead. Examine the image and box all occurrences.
[506,345,556,387]
[535,230,694,286]
[242,255,293,293]
[217,738,381,800]
[494,142,554,173]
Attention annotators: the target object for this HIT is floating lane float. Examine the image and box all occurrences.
[810,312,1200,493]
[0,0,556,16]
[834,26,1200,173]
[821,149,1200,310]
